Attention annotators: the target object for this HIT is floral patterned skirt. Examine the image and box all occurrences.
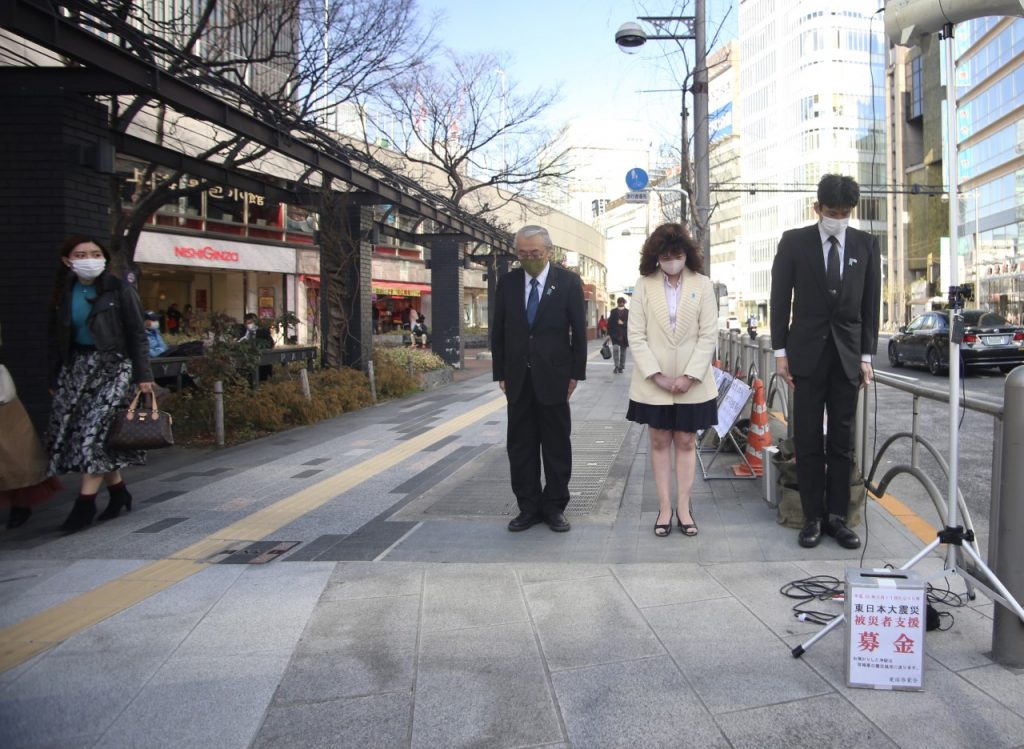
[46,350,145,476]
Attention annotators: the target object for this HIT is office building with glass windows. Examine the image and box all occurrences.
[737,0,887,323]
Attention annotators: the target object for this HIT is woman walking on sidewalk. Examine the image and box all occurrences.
[626,224,718,538]
[46,236,154,533]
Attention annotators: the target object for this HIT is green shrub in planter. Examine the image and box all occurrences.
[375,347,446,373]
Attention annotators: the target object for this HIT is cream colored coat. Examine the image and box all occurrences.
[627,268,719,406]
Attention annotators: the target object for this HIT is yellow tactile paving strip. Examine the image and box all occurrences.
[0,395,506,674]
[873,492,939,544]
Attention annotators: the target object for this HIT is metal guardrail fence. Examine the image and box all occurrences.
[715,330,1004,531]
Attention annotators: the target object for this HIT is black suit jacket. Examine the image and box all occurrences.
[770,224,881,380]
[491,265,587,405]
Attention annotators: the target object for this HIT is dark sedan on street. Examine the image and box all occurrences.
[888,309,1024,376]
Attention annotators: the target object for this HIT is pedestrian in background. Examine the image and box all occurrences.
[411,314,429,348]
[165,302,181,333]
[46,236,154,533]
[626,223,718,537]
[608,297,629,373]
[770,174,881,550]
[492,225,587,533]
[0,325,62,529]
[144,310,168,357]
[598,315,608,338]
[237,312,274,347]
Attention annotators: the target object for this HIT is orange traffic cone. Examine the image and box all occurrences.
[732,376,769,477]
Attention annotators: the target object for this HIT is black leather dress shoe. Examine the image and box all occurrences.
[798,519,822,548]
[825,517,861,549]
[544,511,571,532]
[508,512,542,532]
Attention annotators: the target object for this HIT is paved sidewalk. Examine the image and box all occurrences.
[1,343,1023,748]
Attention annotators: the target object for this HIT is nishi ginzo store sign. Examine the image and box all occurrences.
[134,231,296,274]
[174,244,240,262]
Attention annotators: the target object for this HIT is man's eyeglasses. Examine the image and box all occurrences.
[517,251,547,260]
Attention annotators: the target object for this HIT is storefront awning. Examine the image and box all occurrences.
[373,281,431,298]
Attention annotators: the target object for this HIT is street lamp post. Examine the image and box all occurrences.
[615,2,710,272]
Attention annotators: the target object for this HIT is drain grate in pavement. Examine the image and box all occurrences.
[209,541,300,564]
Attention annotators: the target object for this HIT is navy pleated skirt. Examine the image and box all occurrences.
[626,398,718,433]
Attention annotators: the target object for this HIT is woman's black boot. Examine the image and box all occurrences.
[60,495,97,533]
[97,482,132,521]
[6,507,31,530]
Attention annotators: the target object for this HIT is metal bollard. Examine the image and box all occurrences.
[299,367,311,402]
[763,445,780,507]
[367,361,377,404]
[993,367,1024,666]
[213,379,225,447]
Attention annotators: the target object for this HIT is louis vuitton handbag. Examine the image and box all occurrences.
[107,390,174,450]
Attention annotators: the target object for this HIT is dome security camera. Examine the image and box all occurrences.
[615,22,647,53]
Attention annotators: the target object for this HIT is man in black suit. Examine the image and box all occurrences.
[770,174,881,549]
[492,225,587,532]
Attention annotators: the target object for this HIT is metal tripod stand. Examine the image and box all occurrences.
[793,23,1024,659]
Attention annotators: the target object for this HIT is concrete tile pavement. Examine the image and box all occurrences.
[0,343,1022,748]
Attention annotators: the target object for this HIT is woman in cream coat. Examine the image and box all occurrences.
[626,223,719,537]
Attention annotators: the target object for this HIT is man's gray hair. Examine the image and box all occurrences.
[515,225,553,249]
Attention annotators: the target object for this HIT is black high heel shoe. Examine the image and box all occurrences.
[654,510,673,537]
[676,507,698,537]
[97,484,133,521]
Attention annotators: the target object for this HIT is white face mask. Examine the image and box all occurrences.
[659,258,686,276]
[820,215,849,237]
[246,322,257,332]
[69,257,106,281]
[145,321,160,331]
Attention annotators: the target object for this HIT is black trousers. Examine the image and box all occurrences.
[792,337,859,522]
[506,374,572,517]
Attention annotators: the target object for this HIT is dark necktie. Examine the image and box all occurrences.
[526,278,540,326]
[826,236,841,296]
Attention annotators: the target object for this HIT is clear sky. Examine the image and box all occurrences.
[416,0,738,149]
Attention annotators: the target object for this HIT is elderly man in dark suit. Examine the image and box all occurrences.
[492,225,587,533]
[770,174,881,550]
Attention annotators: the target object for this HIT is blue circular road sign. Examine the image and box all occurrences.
[625,168,649,191]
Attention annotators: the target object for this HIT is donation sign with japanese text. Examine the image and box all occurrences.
[845,569,926,690]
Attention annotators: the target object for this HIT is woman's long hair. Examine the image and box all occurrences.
[638,223,703,276]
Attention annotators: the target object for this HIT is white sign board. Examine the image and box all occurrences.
[135,231,297,274]
[710,367,751,440]
[845,568,926,691]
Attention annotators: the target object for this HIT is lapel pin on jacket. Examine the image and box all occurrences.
[545,284,556,296]
[848,257,857,267]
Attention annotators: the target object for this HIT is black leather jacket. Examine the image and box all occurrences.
[50,271,153,386]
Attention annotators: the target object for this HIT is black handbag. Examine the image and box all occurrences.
[107,391,174,450]
[600,340,612,360]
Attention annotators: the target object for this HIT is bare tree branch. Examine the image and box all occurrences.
[368,51,572,216]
